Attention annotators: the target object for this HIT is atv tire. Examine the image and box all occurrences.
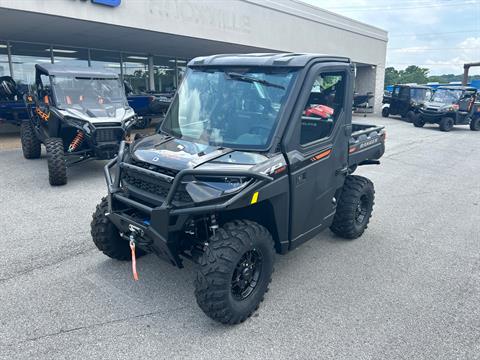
[413,116,425,128]
[381,107,389,118]
[195,220,275,324]
[406,111,416,123]
[91,197,145,260]
[470,117,480,131]
[330,175,375,239]
[45,138,67,186]
[439,117,454,132]
[20,121,41,159]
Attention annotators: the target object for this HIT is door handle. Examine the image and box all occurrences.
[296,172,307,184]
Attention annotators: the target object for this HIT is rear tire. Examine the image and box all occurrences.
[194,220,275,324]
[20,121,41,159]
[381,107,389,118]
[330,175,375,239]
[439,117,454,132]
[406,111,416,123]
[91,197,145,260]
[45,138,67,186]
[413,116,425,128]
[470,117,480,131]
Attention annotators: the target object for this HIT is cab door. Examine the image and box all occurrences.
[284,65,352,249]
[389,86,401,115]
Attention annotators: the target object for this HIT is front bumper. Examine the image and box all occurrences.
[419,109,449,123]
[104,142,273,266]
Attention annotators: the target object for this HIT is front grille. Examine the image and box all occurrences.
[122,171,192,204]
[130,159,178,178]
[95,128,124,143]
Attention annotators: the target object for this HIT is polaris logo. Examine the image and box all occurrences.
[359,138,378,149]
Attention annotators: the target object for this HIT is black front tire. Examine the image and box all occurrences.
[439,117,454,132]
[330,175,375,239]
[91,197,145,260]
[381,107,389,118]
[195,220,275,324]
[20,121,41,159]
[470,117,480,131]
[45,138,67,186]
[413,116,425,128]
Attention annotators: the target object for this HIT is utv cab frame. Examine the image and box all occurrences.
[91,53,386,325]
[414,86,480,131]
[382,84,432,122]
[21,64,137,185]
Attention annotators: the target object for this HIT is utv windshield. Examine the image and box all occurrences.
[410,88,432,102]
[431,88,463,104]
[51,75,128,112]
[161,67,298,150]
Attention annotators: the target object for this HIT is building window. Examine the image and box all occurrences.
[52,46,89,67]
[10,42,52,86]
[122,54,148,94]
[153,56,176,93]
[90,49,121,77]
[0,42,9,77]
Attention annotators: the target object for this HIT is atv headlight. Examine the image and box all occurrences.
[123,116,137,130]
[185,176,252,203]
[63,117,91,134]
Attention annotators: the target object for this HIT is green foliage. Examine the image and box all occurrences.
[385,67,400,86]
[385,66,480,86]
[385,65,429,85]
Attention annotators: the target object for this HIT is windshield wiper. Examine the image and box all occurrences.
[225,72,285,90]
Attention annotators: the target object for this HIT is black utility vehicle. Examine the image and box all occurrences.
[382,84,432,121]
[91,54,386,324]
[21,64,137,185]
[414,86,480,131]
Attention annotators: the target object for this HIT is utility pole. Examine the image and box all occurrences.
[463,62,480,86]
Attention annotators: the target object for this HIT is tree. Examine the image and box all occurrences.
[400,65,429,84]
[384,67,400,86]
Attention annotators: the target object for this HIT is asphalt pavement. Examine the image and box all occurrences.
[0,116,479,359]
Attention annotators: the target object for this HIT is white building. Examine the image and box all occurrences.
[0,0,387,111]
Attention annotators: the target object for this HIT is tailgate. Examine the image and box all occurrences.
[348,123,385,166]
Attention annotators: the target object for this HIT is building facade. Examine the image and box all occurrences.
[0,0,387,110]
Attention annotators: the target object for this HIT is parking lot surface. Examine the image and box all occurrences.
[0,116,479,360]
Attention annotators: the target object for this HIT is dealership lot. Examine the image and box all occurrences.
[0,116,479,359]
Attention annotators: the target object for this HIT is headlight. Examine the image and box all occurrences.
[185,176,251,203]
[123,116,137,130]
[63,117,91,134]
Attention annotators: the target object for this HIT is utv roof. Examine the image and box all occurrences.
[397,84,431,89]
[35,64,119,78]
[188,53,350,67]
[437,85,476,91]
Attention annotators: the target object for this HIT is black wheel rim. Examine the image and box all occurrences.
[355,195,369,225]
[231,249,263,300]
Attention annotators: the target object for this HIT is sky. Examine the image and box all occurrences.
[304,0,480,75]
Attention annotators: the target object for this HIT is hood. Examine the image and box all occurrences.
[59,106,135,124]
[422,101,451,110]
[131,134,269,172]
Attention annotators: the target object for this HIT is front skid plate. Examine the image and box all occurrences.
[106,212,182,267]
